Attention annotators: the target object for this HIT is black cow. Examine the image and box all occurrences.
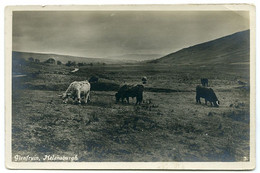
[196,85,219,107]
[89,76,99,83]
[115,84,144,105]
[142,76,147,84]
[201,78,208,87]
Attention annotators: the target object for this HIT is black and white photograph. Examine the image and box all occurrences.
[5,5,256,170]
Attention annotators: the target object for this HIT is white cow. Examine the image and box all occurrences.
[62,80,91,104]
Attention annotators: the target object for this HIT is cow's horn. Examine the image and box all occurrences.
[217,100,220,105]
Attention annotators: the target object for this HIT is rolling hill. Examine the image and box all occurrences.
[105,53,163,61]
[150,30,250,65]
[12,51,136,65]
[13,30,250,66]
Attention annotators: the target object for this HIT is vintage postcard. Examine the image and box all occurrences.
[5,4,256,170]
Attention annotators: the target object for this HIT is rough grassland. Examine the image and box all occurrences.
[12,62,250,162]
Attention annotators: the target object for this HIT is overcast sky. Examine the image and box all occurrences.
[12,11,249,58]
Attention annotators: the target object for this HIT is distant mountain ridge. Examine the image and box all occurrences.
[150,30,250,65]
[105,53,163,61]
[12,51,136,64]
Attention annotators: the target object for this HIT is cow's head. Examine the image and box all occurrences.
[209,89,220,107]
[215,100,220,107]
[59,93,71,104]
[212,95,220,107]
[212,100,220,107]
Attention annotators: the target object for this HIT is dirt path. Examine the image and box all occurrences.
[71,68,79,73]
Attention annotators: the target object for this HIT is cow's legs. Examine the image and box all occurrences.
[85,91,90,103]
[81,93,86,104]
[196,95,201,104]
[87,92,90,102]
[136,95,143,105]
[76,89,81,104]
[140,95,143,104]
[136,99,140,105]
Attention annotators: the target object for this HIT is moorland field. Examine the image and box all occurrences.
[11,30,251,162]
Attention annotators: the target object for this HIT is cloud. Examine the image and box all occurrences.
[12,11,249,58]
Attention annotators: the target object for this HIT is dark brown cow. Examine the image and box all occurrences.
[115,84,144,105]
[196,85,219,107]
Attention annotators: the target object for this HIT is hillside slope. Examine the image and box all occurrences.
[150,30,249,65]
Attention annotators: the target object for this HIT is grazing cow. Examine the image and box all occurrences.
[61,80,91,104]
[196,85,219,107]
[237,80,247,85]
[89,76,99,83]
[201,78,208,87]
[142,76,147,84]
[115,84,144,105]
